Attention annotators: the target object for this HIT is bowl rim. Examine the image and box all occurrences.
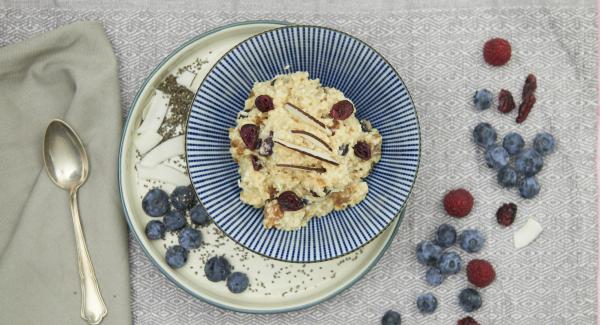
[185,24,422,263]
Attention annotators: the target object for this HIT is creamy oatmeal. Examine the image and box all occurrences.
[229,72,382,230]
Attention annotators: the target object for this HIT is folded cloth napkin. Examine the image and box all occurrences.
[0,22,130,324]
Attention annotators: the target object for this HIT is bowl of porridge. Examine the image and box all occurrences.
[186,26,420,262]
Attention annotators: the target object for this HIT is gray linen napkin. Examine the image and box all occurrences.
[0,22,130,324]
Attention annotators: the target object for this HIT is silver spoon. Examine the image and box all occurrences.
[43,119,107,325]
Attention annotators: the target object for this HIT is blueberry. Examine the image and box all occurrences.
[473,122,497,148]
[473,89,493,110]
[170,185,197,211]
[145,220,166,240]
[190,204,210,226]
[533,132,556,156]
[502,132,525,156]
[381,310,401,325]
[425,267,444,286]
[485,144,509,169]
[163,210,186,231]
[497,165,518,188]
[416,293,438,314]
[437,251,462,275]
[165,245,188,268]
[178,227,202,250]
[416,240,442,266]
[435,224,457,248]
[458,288,482,312]
[204,256,231,282]
[459,229,485,253]
[142,188,170,217]
[226,272,249,293]
[519,176,541,199]
[515,148,544,176]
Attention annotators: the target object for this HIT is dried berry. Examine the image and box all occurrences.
[522,74,537,99]
[338,144,349,156]
[516,94,536,124]
[353,141,371,160]
[277,191,304,211]
[517,74,537,124]
[496,203,517,226]
[250,155,262,171]
[330,100,354,120]
[239,124,260,150]
[458,316,480,325]
[258,131,274,156]
[255,95,274,112]
[497,89,515,113]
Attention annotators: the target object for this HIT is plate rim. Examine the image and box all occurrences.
[185,24,422,263]
[118,20,406,314]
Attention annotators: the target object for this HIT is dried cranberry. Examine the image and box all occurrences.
[497,89,515,114]
[496,203,517,226]
[516,74,537,124]
[239,124,260,150]
[250,155,262,171]
[330,100,354,120]
[259,131,274,156]
[277,191,304,211]
[516,94,536,124]
[255,95,274,112]
[458,316,480,325]
[522,74,537,99]
[353,141,371,160]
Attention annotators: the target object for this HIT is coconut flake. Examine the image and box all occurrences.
[136,90,170,136]
[134,132,163,155]
[176,70,198,91]
[514,218,543,249]
[274,137,338,166]
[137,163,190,186]
[284,103,332,136]
[140,135,185,167]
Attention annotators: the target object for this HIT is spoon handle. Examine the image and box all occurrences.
[69,189,108,325]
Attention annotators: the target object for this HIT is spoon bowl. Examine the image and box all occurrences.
[44,120,89,190]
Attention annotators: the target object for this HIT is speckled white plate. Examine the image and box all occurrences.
[119,20,404,313]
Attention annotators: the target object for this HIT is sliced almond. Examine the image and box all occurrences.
[276,164,326,173]
[274,138,339,166]
[285,103,332,136]
[291,129,332,151]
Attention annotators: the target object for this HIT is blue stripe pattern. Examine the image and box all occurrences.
[186,26,420,262]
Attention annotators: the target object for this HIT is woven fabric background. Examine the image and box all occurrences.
[0,3,597,324]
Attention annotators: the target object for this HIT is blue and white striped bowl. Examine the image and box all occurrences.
[186,26,420,263]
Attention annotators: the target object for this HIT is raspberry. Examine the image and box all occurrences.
[483,38,512,66]
[466,259,496,288]
[458,316,480,325]
[443,189,474,218]
[496,203,517,226]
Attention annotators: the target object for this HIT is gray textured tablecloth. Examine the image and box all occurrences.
[1,1,597,324]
